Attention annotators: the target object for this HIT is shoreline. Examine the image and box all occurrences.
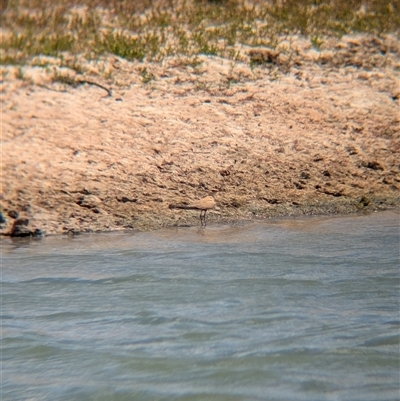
[2,206,399,239]
[1,195,399,238]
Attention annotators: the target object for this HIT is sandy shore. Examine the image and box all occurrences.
[1,34,399,235]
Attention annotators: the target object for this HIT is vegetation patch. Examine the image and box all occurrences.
[1,0,399,68]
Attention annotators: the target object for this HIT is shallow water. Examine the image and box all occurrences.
[2,211,399,401]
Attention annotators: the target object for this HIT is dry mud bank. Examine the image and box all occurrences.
[1,34,400,235]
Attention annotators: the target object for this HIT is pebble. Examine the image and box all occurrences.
[8,210,19,219]
[10,218,44,238]
[11,219,32,237]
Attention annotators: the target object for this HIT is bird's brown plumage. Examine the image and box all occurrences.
[169,195,216,211]
[169,194,217,227]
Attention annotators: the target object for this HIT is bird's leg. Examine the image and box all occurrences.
[199,210,207,227]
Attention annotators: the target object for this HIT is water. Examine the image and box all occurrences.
[2,211,399,401]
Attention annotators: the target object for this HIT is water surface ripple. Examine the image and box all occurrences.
[2,211,399,401]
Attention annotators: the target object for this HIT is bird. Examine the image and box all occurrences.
[169,191,217,227]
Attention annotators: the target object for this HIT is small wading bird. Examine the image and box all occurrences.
[169,191,217,227]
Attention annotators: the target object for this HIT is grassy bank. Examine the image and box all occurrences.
[1,0,399,69]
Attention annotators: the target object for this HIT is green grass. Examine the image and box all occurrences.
[1,0,399,66]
